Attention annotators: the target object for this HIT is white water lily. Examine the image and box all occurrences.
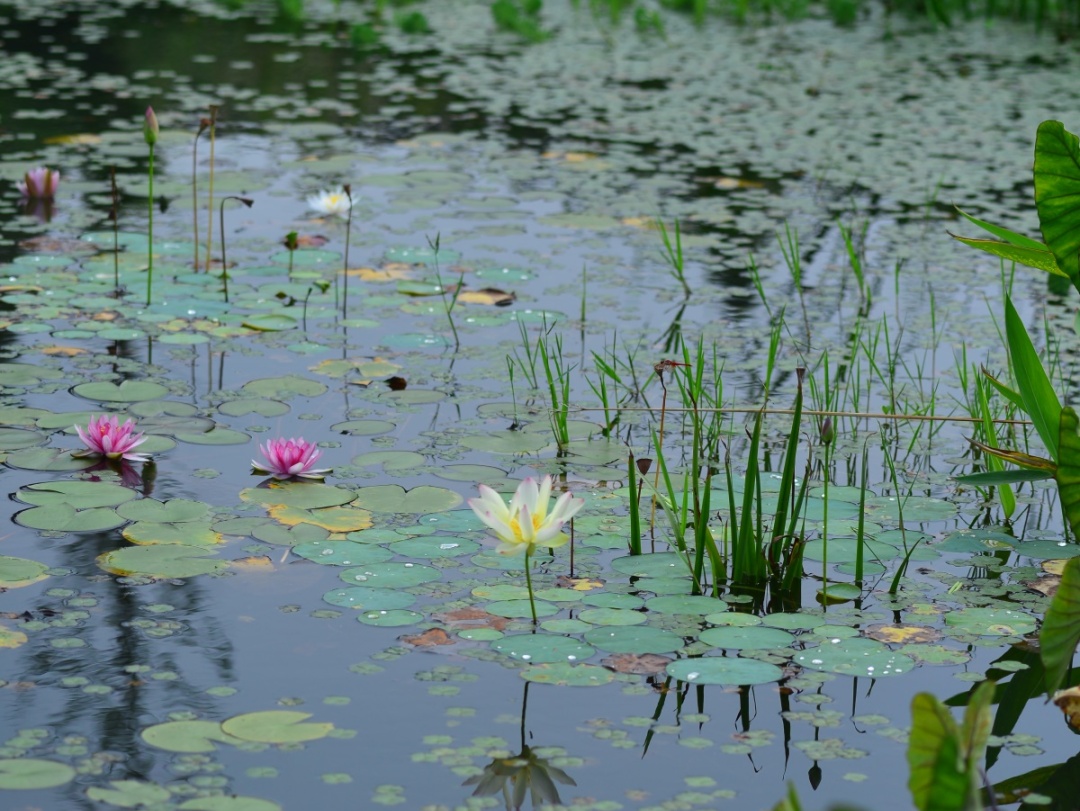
[306,187,352,217]
[468,475,584,556]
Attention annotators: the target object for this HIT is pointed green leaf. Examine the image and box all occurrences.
[907,694,970,811]
[1054,407,1080,543]
[965,439,1055,473]
[950,234,1065,277]
[1034,120,1080,292]
[954,207,1049,250]
[1005,294,1061,461]
[980,368,1025,412]
[954,469,1053,486]
[961,680,995,780]
[1040,556,1080,696]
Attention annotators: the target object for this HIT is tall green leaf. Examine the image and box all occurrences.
[1054,407,1080,542]
[1040,556,1080,697]
[1004,294,1061,462]
[954,206,1051,251]
[950,234,1065,277]
[907,695,971,811]
[1034,120,1080,293]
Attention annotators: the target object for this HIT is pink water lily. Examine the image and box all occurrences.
[468,475,585,556]
[252,437,330,480]
[74,414,150,462]
[18,166,60,199]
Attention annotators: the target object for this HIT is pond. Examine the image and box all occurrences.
[1,2,1079,810]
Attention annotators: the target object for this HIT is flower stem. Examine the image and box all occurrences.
[146,143,154,307]
[524,546,537,625]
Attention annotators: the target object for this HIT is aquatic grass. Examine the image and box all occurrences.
[143,106,158,306]
[192,116,209,271]
[656,218,691,298]
[219,196,253,304]
[108,166,120,295]
[427,233,464,349]
[777,223,810,341]
[538,331,573,452]
[838,219,870,313]
[513,318,542,389]
[342,184,353,316]
[204,104,220,273]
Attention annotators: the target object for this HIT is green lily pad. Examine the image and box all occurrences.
[253,523,331,546]
[241,376,328,399]
[87,780,173,807]
[0,427,46,450]
[801,537,901,564]
[178,796,282,811]
[583,625,686,654]
[0,363,65,386]
[350,484,463,513]
[519,663,614,687]
[357,609,424,627]
[411,510,485,533]
[863,496,956,522]
[15,504,125,532]
[351,450,425,470]
[611,552,690,578]
[491,633,596,663]
[322,587,416,610]
[388,537,480,558]
[293,541,393,566]
[240,483,355,509]
[459,432,551,454]
[0,758,76,790]
[243,313,298,331]
[72,380,170,402]
[936,529,1020,552]
[217,399,290,417]
[330,419,395,436]
[141,720,245,753]
[699,626,795,650]
[645,595,725,615]
[578,608,646,626]
[794,638,915,677]
[666,657,784,686]
[17,480,137,509]
[338,562,440,588]
[97,545,226,578]
[116,498,209,523]
[943,608,1038,636]
[0,555,50,587]
[486,599,560,618]
[221,711,333,744]
[4,448,95,471]
[175,427,250,445]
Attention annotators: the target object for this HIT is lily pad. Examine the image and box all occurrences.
[240,483,355,509]
[116,498,209,523]
[17,480,137,509]
[794,638,915,677]
[97,545,226,578]
[293,541,393,566]
[491,634,596,663]
[519,663,614,687]
[268,505,373,532]
[122,521,223,546]
[350,484,463,513]
[0,555,49,588]
[142,720,245,753]
[338,562,440,589]
[3,448,96,471]
[241,376,328,399]
[666,657,784,686]
[943,608,1038,636]
[322,587,416,610]
[15,504,125,533]
[611,552,690,578]
[583,625,686,654]
[221,711,333,744]
[699,626,795,650]
[0,758,76,790]
[178,797,282,811]
[72,380,170,402]
[87,781,173,807]
[388,537,480,558]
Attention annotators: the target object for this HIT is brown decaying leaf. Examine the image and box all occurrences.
[864,623,941,645]
[295,234,328,248]
[1053,686,1080,731]
[457,288,515,307]
[601,653,672,676]
[231,556,274,570]
[41,346,88,357]
[432,608,509,631]
[401,628,454,647]
[18,235,99,254]
[1023,575,1059,598]
[556,575,605,591]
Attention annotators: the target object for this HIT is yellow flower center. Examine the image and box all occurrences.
[508,514,542,542]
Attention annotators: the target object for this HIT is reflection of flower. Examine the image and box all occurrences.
[18,166,60,199]
[306,188,352,217]
[74,415,150,462]
[468,475,584,556]
[252,437,330,480]
[464,746,577,811]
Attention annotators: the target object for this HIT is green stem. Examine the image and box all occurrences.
[524,546,537,625]
[146,143,154,307]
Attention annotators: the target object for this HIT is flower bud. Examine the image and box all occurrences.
[820,417,835,446]
[143,106,159,146]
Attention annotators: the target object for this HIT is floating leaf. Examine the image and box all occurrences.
[15,503,125,533]
[98,545,226,578]
[944,607,1037,637]
[491,634,595,663]
[72,380,169,402]
[240,483,354,510]
[322,586,415,610]
[350,484,463,513]
[122,521,223,546]
[0,758,76,790]
[241,376,327,399]
[519,663,614,687]
[242,314,298,332]
[0,555,50,588]
[338,562,440,589]
[0,623,28,649]
[293,541,392,566]
[86,780,172,807]
[583,626,686,654]
[666,657,783,686]
[17,480,137,509]
[268,504,373,532]
[178,797,283,811]
[699,626,795,650]
[794,638,915,677]
[116,498,209,523]
[220,711,333,744]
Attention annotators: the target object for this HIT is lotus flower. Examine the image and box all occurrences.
[18,166,60,199]
[469,475,584,556]
[306,187,352,217]
[74,415,150,462]
[252,437,330,480]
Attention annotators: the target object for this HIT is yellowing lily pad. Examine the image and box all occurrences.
[268,505,373,532]
[240,483,354,509]
[98,545,226,578]
[0,623,28,649]
[0,555,49,588]
[220,711,333,744]
[122,521,224,546]
[87,781,172,807]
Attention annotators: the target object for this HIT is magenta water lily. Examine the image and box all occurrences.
[252,437,330,480]
[74,414,150,463]
[18,166,60,199]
